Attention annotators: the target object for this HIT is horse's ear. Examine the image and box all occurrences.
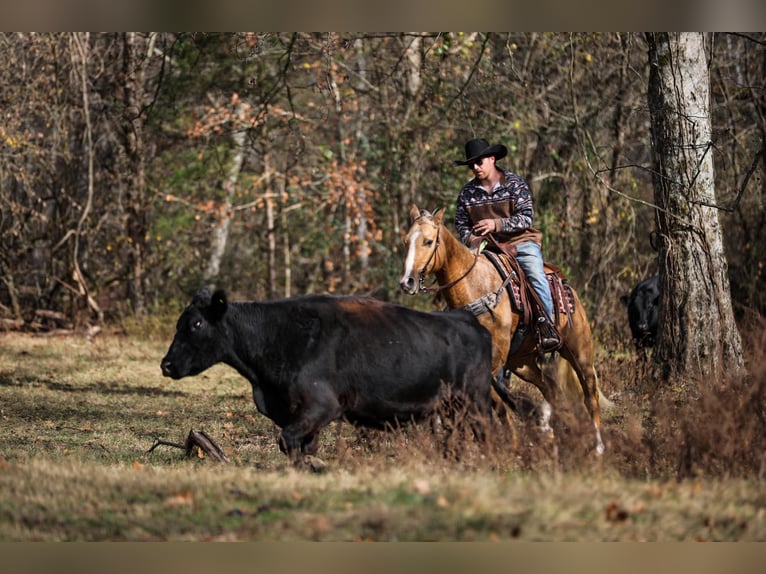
[433,207,445,225]
[409,204,421,222]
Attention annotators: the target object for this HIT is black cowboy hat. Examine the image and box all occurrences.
[454,138,508,166]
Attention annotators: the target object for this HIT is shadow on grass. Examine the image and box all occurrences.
[0,373,185,398]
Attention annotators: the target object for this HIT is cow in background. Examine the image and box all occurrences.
[620,274,660,350]
[161,289,496,469]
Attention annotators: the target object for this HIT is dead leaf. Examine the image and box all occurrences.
[164,491,194,507]
[305,515,332,538]
[413,479,430,495]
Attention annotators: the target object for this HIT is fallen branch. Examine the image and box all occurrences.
[147,429,229,463]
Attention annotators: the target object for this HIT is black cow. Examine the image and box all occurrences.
[620,274,660,349]
[161,288,495,466]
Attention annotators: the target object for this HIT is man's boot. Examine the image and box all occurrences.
[537,316,561,352]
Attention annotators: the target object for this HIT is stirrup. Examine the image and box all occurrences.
[536,316,561,353]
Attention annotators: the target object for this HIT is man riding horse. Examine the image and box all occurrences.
[454,138,561,353]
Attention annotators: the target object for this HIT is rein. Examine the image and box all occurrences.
[417,224,481,294]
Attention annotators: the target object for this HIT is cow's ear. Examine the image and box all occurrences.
[208,289,228,322]
[192,288,212,307]
[433,206,445,225]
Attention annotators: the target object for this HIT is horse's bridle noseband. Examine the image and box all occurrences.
[414,218,479,294]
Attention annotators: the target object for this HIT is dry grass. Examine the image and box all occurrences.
[0,325,764,541]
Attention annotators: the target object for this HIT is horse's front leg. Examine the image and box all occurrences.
[508,359,559,435]
[490,367,517,424]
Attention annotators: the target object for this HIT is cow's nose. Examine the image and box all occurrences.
[161,358,173,377]
[399,275,417,294]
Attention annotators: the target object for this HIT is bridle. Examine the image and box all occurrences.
[410,216,513,320]
[414,218,480,294]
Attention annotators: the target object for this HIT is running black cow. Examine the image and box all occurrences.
[160,289,495,467]
[620,274,661,349]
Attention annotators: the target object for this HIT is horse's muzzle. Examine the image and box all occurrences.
[399,275,417,295]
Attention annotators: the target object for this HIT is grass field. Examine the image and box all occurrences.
[0,326,764,541]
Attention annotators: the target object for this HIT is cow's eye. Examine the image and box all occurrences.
[191,319,202,331]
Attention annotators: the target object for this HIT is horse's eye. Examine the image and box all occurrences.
[424,239,433,247]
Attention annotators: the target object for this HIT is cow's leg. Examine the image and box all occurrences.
[301,432,320,455]
[464,376,494,449]
[278,383,343,467]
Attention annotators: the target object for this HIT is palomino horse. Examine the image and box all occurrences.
[399,206,605,455]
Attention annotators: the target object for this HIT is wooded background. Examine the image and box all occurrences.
[1,32,764,346]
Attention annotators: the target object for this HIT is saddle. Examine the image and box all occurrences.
[480,242,575,328]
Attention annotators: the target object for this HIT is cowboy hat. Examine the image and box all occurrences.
[454,138,508,166]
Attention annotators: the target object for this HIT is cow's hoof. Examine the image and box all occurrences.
[303,455,328,473]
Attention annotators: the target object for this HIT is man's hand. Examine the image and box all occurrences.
[472,219,496,236]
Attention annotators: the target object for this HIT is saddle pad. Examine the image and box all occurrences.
[484,251,575,315]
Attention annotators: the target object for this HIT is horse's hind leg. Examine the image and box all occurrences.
[558,332,604,454]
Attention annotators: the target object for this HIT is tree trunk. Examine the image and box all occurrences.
[646,32,746,383]
[277,173,292,298]
[263,153,277,299]
[354,38,371,287]
[203,97,246,283]
[71,32,102,325]
[122,32,155,315]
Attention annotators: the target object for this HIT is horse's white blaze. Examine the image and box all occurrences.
[402,229,421,280]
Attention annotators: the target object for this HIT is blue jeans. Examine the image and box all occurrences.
[515,241,554,321]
